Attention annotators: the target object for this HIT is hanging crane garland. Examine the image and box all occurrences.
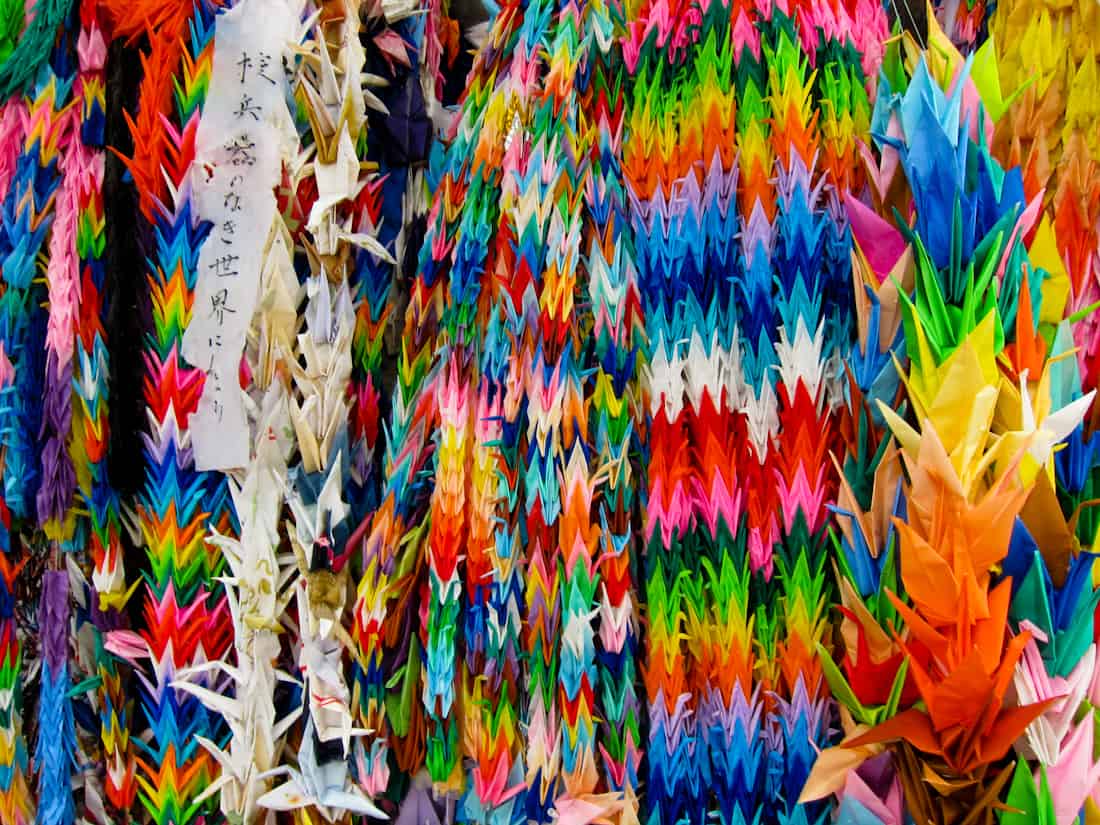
[0,2,1096,825]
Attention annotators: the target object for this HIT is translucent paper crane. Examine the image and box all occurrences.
[258,716,387,821]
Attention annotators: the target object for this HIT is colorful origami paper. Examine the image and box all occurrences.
[0,2,1097,825]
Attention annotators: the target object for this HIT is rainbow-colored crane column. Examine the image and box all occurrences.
[111,2,235,821]
[73,0,135,809]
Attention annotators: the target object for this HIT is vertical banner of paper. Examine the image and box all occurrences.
[183,0,301,471]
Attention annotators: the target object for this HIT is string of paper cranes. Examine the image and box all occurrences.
[0,1,1098,824]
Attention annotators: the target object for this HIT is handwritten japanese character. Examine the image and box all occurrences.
[235,93,262,121]
[210,253,240,278]
[224,135,257,167]
[210,288,237,324]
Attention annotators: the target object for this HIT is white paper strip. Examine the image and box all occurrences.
[183,0,301,471]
